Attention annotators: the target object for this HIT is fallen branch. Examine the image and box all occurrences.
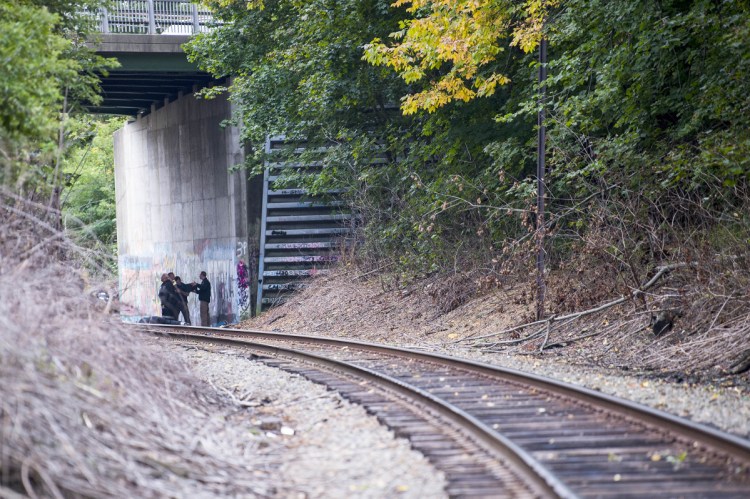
[452,262,696,345]
[478,326,547,349]
[539,315,557,352]
[544,330,604,350]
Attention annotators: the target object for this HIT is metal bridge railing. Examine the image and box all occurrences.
[95,0,216,35]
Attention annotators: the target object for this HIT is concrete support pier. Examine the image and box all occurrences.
[114,92,260,324]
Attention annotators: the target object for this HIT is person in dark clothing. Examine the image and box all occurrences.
[174,276,192,324]
[158,273,180,319]
[192,271,211,326]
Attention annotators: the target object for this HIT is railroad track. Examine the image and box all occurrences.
[143,324,750,498]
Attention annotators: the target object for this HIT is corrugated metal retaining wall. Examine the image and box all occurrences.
[255,136,353,313]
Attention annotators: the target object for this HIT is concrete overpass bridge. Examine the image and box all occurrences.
[91,1,348,324]
[89,33,214,116]
[87,0,215,116]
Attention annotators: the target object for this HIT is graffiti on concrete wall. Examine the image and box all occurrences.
[236,241,248,259]
[119,239,242,325]
[237,260,249,317]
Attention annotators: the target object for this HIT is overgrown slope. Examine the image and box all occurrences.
[246,258,750,377]
[0,191,283,497]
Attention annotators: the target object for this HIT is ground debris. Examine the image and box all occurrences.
[242,266,750,437]
[0,192,279,498]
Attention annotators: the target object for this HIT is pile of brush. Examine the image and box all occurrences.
[0,190,278,498]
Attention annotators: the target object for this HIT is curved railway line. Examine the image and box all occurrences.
[142,324,750,498]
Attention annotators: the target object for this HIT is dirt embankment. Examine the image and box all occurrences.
[243,265,750,379]
[241,265,750,437]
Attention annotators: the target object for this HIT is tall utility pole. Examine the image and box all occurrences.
[536,35,548,321]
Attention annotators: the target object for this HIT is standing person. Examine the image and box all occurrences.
[158,273,180,320]
[174,276,192,324]
[193,271,211,326]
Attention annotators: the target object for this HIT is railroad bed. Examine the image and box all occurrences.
[143,324,750,498]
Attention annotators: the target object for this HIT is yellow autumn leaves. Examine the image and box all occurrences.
[216,0,557,115]
[363,0,559,114]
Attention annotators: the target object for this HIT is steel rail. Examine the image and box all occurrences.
[149,324,750,466]
[148,326,575,498]
[141,324,750,496]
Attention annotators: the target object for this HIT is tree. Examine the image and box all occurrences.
[186,0,408,166]
[0,0,115,192]
[188,0,750,300]
[363,0,555,114]
[0,2,73,148]
[62,116,124,257]
[364,0,750,191]
[186,0,530,277]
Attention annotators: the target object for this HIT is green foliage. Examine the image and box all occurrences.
[188,0,750,282]
[186,0,530,277]
[186,0,407,160]
[62,116,124,255]
[0,1,73,142]
[0,0,115,190]
[544,0,750,191]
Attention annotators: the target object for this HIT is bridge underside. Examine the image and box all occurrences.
[88,34,215,116]
[92,70,215,116]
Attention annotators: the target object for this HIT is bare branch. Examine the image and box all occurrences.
[453,262,696,345]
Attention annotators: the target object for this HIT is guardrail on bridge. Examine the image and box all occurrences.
[94,0,216,35]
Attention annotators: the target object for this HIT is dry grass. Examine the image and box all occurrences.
[247,257,750,377]
[0,190,279,498]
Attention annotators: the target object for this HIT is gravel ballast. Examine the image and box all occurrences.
[447,347,750,437]
[243,272,750,440]
[178,345,448,498]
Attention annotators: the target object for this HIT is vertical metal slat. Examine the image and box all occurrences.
[192,4,201,35]
[100,7,110,33]
[255,137,272,316]
[147,0,156,34]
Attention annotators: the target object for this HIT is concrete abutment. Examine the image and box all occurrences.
[114,91,262,324]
